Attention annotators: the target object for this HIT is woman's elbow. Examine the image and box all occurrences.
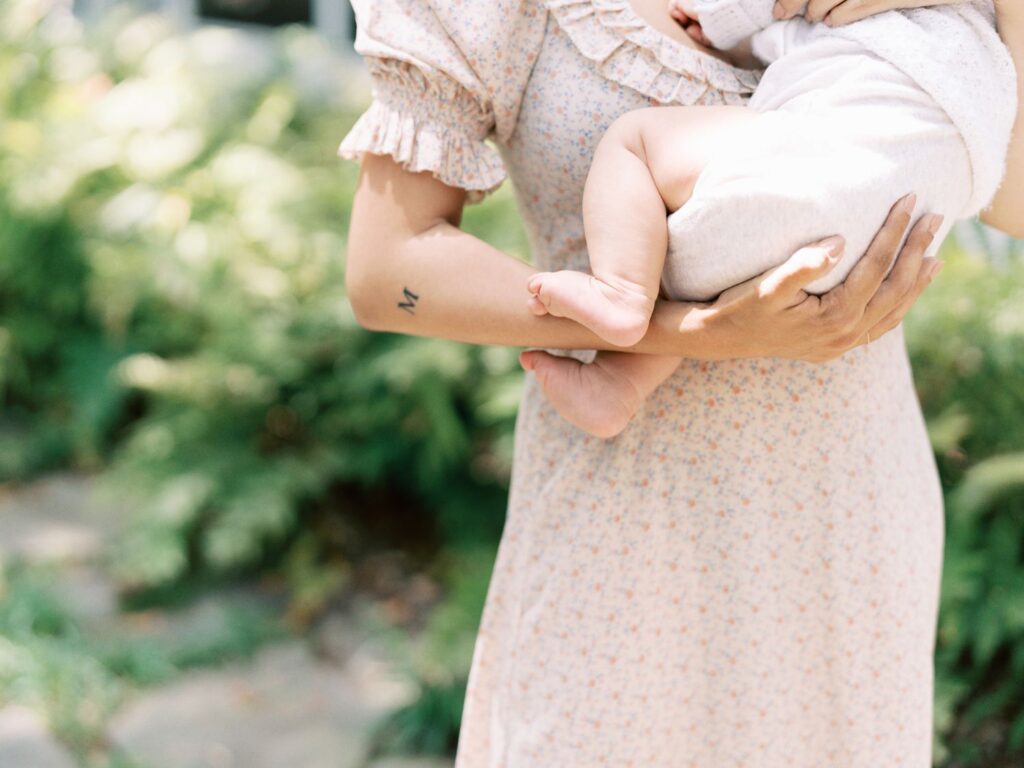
[995,220,1024,240]
[345,241,391,331]
[980,205,1024,239]
[347,279,383,331]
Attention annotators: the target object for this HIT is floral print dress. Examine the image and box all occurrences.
[340,2,946,766]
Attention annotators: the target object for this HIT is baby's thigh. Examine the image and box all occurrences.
[601,104,763,211]
[661,108,971,303]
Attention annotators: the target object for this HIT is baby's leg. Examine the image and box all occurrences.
[519,350,682,440]
[528,106,760,348]
[524,107,762,438]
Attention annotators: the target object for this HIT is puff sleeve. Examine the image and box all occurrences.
[339,0,538,203]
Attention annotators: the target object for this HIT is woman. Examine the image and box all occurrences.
[343,0,1024,765]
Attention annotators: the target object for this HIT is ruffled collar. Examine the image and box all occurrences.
[543,0,761,105]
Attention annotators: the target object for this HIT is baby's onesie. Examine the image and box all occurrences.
[659,1,1016,302]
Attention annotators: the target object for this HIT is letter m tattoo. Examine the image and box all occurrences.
[398,286,420,315]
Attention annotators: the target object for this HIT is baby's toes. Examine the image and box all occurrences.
[523,348,558,375]
[527,294,549,316]
[527,273,551,296]
[520,349,564,374]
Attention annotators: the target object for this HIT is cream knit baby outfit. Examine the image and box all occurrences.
[659,1,1017,302]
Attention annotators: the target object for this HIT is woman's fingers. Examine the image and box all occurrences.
[773,0,809,20]
[804,0,842,23]
[780,0,960,26]
[860,211,942,329]
[796,203,943,360]
[695,192,946,364]
[759,236,846,306]
[825,194,916,315]
[824,0,959,26]
[865,257,943,342]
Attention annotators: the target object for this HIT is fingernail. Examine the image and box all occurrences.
[925,214,945,235]
[773,2,785,19]
[824,13,834,26]
[930,261,945,279]
[821,235,845,258]
[900,193,917,214]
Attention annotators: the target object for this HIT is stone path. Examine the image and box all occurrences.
[107,642,406,768]
[0,706,77,768]
[0,474,454,768]
[0,474,123,565]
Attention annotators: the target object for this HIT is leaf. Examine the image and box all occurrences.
[927,406,973,455]
[1010,710,1024,751]
[971,601,1006,669]
[949,453,1024,518]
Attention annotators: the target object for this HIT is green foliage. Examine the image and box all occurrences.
[3,2,1024,764]
[905,248,1024,765]
[368,675,467,758]
[0,563,122,754]
[0,559,284,763]
[95,600,285,686]
[0,3,524,595]
[366,547,494,759]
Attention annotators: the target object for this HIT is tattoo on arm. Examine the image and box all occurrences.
[398,286,420,315]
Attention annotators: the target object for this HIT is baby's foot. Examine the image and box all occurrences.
[519,350,645,439]
[526,271,654,347]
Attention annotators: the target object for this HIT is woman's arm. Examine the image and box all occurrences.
[347,153,943,361]
[348,153,748,357]
[347,153,619,350]
[983,1,1024,237]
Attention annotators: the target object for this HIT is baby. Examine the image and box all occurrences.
[523,0,1017,438]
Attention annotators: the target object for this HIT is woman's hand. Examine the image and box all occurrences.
[687,194,944,362]
[773,0,961,26]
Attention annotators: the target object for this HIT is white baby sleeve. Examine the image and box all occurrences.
[694,0,775,49]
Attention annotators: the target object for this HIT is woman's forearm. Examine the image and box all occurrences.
[346,153,719,357]
[984,2,1024,236]
[348,215,715,356]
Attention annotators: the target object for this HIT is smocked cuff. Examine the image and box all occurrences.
[337,58,506,203]
[695,0,773,50]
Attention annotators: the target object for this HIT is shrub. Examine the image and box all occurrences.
[2,3,1023,763]
[0,3,524,593]
[905,246,1024,765]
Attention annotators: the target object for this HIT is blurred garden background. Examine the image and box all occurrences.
[0,1,1022,767]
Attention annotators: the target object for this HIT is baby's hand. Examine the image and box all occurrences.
[668,0,714,47]
[668,0,699,23]
[672,0,699,16]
